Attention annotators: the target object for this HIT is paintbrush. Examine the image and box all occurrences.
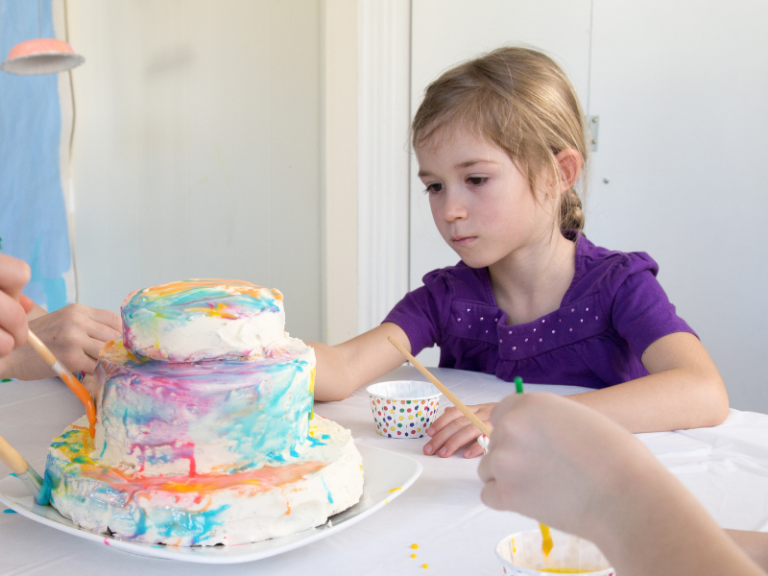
[387,336,491,436]
[0,433,43,495]
[387,338,554,557]
[26,329,96,437]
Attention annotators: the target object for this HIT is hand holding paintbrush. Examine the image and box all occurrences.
[388,337,554,556]
[0,255,98,437]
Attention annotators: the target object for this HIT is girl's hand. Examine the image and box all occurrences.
[423,402,495,458]
[0,303,121,380]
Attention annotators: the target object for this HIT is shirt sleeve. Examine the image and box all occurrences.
[382,271,447,356]
[611,268,697,359]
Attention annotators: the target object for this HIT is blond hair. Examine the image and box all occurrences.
[412,46,588,231]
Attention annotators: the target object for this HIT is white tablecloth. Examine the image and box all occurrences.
[1,367,767,575]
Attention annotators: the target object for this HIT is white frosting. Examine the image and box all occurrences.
[127,311,287,362]
[121,279,287,362]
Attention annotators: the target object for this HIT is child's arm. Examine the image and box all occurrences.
[311,322,412,402]
[426,331,728,458]
[569,331,729,432]
[479,393,765,576]
[725,530,768,571]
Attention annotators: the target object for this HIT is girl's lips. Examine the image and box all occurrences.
[452,236,477,247]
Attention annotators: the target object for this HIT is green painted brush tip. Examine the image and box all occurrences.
[514,376,524,394]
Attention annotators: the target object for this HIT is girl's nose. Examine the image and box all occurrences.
[443,190,468,222]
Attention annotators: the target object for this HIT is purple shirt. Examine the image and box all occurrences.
[383,232,695,389]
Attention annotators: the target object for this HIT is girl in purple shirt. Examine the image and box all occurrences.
[312,46,728,458]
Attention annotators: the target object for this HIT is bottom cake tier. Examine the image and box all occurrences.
[40,415,364,546]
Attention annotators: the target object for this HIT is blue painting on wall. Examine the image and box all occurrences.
[0,0,72,312]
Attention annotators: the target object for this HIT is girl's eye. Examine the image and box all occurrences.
[425,183,443,194]
[467,176,487,186]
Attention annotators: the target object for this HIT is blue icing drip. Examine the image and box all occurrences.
[321,478,334,504]
[289,447,300,458]
[149,505,230,543]
[307,435,326,447]
[36,456,56,505]
[267,451,285,463]
[3,509,17,514]
[321,434,330,440]
[9,473,17,478]
[134,507,148,537]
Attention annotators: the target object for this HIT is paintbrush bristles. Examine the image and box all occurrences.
[387,336,492,437]
[0,433,28,475]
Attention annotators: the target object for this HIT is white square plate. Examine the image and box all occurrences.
[0,443,421,564]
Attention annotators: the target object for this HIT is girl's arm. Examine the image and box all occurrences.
[426,331,729,458]
[569,331,729,432]
[311,322,412,402]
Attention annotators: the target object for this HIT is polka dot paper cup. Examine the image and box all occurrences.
[496,529,615,575]
[367,380,441,439]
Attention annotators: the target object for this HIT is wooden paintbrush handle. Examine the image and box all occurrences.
[26,330,57,366]
[388,336,492,437]
[0,433,28,475]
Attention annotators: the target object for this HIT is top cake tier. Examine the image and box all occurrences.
[122,279,285,362]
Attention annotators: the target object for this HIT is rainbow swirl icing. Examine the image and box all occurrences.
[122,279,286,362]
[42,415,363,546]
[39,280,364,546]
[92,338,315,475]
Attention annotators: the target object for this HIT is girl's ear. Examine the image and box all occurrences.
[555,149,582,193]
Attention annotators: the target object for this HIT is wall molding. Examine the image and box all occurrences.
[357,0,411,334]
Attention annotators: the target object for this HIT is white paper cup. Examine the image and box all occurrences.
[496,529,615,575]
[366,380,441,439]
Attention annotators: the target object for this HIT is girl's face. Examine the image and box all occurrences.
[416,126,555,269]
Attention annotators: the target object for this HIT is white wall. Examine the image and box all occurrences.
[66,0,323,341]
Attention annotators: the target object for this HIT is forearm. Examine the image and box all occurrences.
[593,460,763,576]
[310,342,359,401]
[311,323,411,402]
[725,529,768,571]
[570,368,729,433]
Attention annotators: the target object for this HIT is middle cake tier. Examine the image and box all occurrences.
[92,338,315,476]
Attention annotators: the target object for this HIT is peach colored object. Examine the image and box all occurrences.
[0,38,84,75]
